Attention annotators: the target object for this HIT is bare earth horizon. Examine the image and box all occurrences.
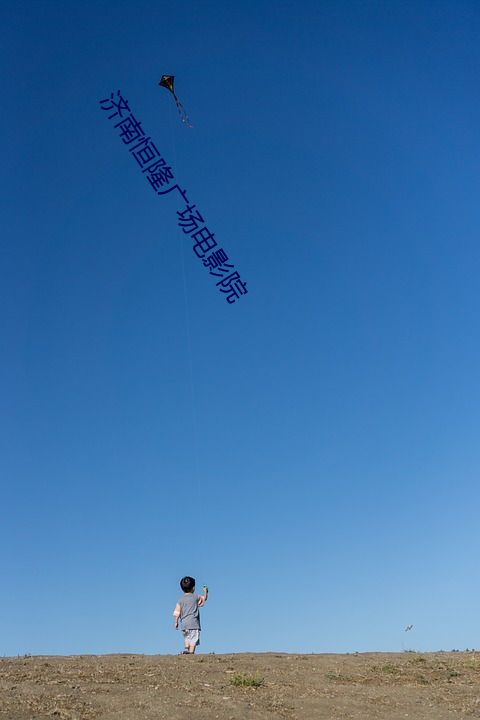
[1,651,479,719]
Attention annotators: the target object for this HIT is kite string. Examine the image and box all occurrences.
[168,102,207,573]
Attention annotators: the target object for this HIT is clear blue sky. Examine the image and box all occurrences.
[2,0,479,656]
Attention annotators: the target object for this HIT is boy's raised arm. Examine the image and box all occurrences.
[198,585,208,606]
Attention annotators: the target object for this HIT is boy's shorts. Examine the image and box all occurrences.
[182,629,200,647]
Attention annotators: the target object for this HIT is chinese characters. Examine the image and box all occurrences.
[100,91,248,304]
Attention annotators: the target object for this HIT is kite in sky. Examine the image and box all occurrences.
[159,75,192,128]
[405,625,413,632]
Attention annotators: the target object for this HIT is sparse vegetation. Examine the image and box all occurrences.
[325,673,339,681]
[466,659,480,671]
[325,672,356,684]
[409,655,427,664]
[371,663,399,674]
[229,671,265,688]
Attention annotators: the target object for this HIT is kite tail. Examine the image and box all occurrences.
[174,95,192,128]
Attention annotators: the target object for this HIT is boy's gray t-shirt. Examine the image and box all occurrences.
[178,593,201,630]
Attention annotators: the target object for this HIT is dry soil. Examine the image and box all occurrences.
[1,651,479,719]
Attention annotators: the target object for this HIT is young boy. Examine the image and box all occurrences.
[173,576,208,654]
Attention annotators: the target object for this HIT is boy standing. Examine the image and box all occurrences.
[173,576,208,654]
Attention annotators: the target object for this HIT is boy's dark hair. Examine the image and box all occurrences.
[180,576,195,592]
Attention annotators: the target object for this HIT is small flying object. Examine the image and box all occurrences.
[405,624,413,632]
[159,75,192,127]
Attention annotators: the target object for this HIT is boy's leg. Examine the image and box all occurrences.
[189,630,200,653]
[182,629,199,653]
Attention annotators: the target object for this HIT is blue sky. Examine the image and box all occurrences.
[1,0,479,656]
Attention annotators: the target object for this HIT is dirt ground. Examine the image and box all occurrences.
[1,651,479,720]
